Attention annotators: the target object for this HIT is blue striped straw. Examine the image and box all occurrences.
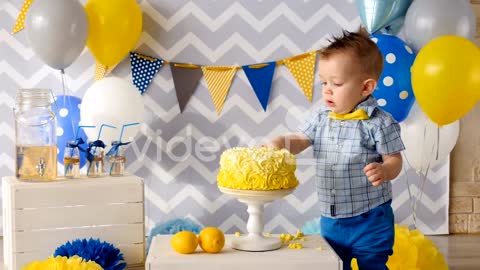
[97,124,116,141]
[118,122,140,142]
[109,122,140,176]
[75,125,95,141]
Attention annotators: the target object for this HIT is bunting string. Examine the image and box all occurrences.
[127,48,322,114]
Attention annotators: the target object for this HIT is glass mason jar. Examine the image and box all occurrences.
[64,142,80,178]
[14,89,57,181]
[87,141,105,177]
[108,141,126,177]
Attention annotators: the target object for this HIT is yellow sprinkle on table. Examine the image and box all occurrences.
[263,233,272,237]
[235,232,241,237]
[288,243,303,249]
[295,229,304,238]
[284,234,293,241]
[316,246,323,251]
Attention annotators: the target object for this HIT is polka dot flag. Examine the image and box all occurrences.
[283,51,317,102]
[12,0,33,34]
[130,52,165,95]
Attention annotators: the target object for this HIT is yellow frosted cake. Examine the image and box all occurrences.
[217,147,299,191]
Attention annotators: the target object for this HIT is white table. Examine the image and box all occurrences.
[146,234,342,270]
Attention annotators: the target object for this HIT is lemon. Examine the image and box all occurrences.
[198,227,225,253]
[170,231,198,254]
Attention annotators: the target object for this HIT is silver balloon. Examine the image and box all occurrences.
[404,0,476,52]
[356,0,413,33]
[25,0,88,70]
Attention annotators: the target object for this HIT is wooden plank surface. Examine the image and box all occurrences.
[4,176,143,208]
[14,202,143,230]
[14,223,144,253]
[147,235,342,270]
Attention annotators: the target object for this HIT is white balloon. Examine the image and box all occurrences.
[400,103,459,174]
[80,77,143,145]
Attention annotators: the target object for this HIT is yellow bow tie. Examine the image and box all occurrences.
[329,109,369,120]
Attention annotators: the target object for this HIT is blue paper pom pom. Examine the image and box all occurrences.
[301,217,321,235]
[147,218,203,252]
[54,238,126,270]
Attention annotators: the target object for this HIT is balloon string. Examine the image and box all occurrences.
[401,121,417,229]
[436,125,440,161]
[402,155,416,228]
[60,70,77,162]
[412,122,435,229]
[60,70,76,140]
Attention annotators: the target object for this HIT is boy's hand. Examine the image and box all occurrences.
[259,143,277,149]
[363,163,386,186]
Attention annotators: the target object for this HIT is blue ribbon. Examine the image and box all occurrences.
[86,140,106,162]
[106,141,131,157]
[67,138,86,152]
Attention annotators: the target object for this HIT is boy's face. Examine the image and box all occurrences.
[319,52,373,114]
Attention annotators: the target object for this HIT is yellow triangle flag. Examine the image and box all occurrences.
[283,51,317,102]
[201,66,238,115]
[12,0,34,34]
[94,61,118,81]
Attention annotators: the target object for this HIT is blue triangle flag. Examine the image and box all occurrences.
[242,62,276,111]
[130,52,164,95]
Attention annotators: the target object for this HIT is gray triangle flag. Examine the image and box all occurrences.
[170,62,203,113]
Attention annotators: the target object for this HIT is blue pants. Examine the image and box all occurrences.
[321,201,394,270]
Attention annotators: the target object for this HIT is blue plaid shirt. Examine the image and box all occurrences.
[298,96,405,218]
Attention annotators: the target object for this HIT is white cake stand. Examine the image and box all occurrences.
[219,186,295,252]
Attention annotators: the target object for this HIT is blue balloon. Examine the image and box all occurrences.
[371,34,416,122]
[52,95,87,168]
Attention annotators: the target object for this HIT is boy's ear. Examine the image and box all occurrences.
[362,78,377,97]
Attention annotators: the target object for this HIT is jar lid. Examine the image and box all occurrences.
[16,89,54,108]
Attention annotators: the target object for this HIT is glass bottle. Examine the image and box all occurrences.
[64,141,80,178]
[108,141,126,177]
[87,141,105,177]
[14,89,57,181]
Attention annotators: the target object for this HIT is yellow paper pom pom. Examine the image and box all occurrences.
[351,224,448,270]
[22,255,103,270]
[387,224,448,270]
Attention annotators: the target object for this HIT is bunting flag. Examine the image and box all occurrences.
[94,61,118,81]
[130,52,165,95]
[126,48,321,114]
[170,63,203,113]
[242,62,276,111]
[283,51,317,102]
[12,0,33,34]
[201,66,238,115]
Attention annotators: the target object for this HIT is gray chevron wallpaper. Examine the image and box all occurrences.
[1,0,448,235]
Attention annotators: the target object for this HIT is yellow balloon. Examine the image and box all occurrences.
[85,0,142,67]
[411,36,480,126]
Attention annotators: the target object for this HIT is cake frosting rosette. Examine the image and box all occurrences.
[217,147,299,191]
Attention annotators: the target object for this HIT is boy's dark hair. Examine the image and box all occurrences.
[319,28,383,80]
